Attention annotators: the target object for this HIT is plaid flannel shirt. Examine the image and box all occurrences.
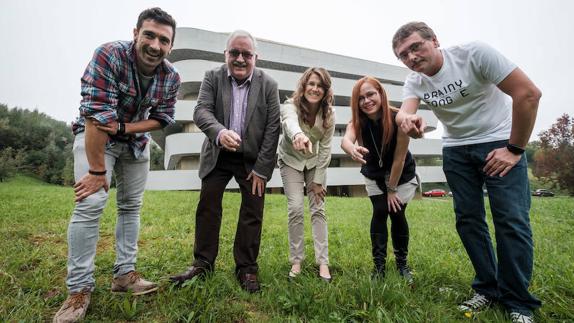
[72,40,180,158]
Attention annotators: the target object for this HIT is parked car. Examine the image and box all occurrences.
[532,189,554,197]
[448,191,453,197]
[423,189,447,197]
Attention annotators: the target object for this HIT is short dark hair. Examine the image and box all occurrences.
[392,21,436,55]
[136,7,177,43]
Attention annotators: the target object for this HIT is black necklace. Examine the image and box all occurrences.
[368,123,383,168]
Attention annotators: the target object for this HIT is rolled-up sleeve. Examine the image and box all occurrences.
[280,102,303,141]
[313,109,335,186]
[79,45,120,125]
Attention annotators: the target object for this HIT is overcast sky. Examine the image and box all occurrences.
[1,0,572,141]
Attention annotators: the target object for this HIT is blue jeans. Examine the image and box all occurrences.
[443,140,541,315]
[66,133,149,293]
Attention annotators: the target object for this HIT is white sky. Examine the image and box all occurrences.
[1,0,572,141]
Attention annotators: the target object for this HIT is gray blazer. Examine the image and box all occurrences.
[193,65,281,180]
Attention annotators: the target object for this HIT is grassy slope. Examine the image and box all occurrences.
[0,176,573,322]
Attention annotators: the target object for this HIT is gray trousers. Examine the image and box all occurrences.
[279,163,328,265]
[66,133,149,293]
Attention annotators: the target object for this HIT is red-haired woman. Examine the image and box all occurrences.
[341,76,417,282]
[278,67,335,282]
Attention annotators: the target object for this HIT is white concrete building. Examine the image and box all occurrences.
[147,28,445,195]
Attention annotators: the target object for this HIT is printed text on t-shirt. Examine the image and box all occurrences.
[422,79,469,107]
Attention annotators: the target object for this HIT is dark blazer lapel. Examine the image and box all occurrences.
[244,69,261,129]
[221,66,232,128]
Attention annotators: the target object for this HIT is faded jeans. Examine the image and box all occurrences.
[66,132,149,293]
[443,139,541,315]
[279,162,328,265]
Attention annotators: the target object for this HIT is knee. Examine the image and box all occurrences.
[288,206,304,224]
[117,196,143,214]
[311,209,326,223]
[71,192,108,222]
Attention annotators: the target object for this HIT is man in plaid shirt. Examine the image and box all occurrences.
[54,7,180,323]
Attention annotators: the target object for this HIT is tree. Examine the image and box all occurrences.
[150,141,165,171]
[533,114,574,196]
[525,141,539,169]
[0,147,24,181]
[0,104,74,185]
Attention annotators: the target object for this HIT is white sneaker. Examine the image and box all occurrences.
[458,292,492,313]
[510,312,534,323]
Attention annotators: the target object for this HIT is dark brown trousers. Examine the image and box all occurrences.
[192,151,265,274]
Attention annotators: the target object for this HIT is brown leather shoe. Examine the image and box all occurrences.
[236,272,260,293]
[169,266,207,285]
[111,271,158,295]
[53,289,91,323]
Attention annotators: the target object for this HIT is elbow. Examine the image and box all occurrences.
[523,85,542,105]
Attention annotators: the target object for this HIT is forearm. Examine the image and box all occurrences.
[280,103,303,140]
[125,119,162,134]
[395,110,409,127]
[316,126,335,169]
[341,123,357,156]
[254,90,281,177]
[396,98,420,126]
[497,68,542,148]
[193,72,226,141]
[388,159,405,188]
[510,96,539,148]
[313,146,332,186]
[85,120,108,171]
[388,131,410,188]
[340,136,356,156]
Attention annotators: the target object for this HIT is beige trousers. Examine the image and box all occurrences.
[279,162,329,265]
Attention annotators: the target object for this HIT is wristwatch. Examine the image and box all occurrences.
[117,122,126,135]
[506,143,525,155]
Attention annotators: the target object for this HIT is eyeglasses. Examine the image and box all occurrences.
[227,48,255,60]
[397,40,427,61]
[358,90,379,106]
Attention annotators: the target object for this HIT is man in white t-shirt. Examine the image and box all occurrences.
[393,22,541,323]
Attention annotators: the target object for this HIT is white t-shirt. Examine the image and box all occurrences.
[402,41,517,147]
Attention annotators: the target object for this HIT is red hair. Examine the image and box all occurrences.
[350,76,395,152]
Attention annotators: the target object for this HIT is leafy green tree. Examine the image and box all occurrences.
[525,141,539,168]
[0,147,24,181]
[533,114,574,196]
[150,141,165,171]
[0,104,74,185]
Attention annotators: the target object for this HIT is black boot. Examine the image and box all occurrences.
[371,233,387,279]
[392,233,413,285]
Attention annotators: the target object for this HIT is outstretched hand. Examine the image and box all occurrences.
[350,145,369,164]
[293,133,313,154]
[400,115,426,139]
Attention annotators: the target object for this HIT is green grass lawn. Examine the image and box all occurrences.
[1,176,573,322]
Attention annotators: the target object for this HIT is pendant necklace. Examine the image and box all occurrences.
[368,124,384,168]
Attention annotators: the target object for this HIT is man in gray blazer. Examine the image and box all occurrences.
[170,30,280,293]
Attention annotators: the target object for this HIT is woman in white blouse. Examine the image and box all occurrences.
[278,67,335,282]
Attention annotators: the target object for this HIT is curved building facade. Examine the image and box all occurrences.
[147,27,445,194]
